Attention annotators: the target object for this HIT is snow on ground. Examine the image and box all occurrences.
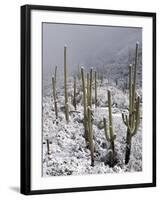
[42,79,142,176]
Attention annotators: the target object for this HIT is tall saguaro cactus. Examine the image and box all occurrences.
[73,76,77,110]
[81,67,94,166]
[52,76,58,118]
[64,46,69,122]
[88,106,94,166]
[122,42,140,164]
[54,65,57,83]
[103,90,116,165]
[89,68,93,108]
[81,67,88,142]
[94,71,97,107]
[87,73,90,108]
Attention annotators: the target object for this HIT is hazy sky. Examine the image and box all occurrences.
[42,23,142,93]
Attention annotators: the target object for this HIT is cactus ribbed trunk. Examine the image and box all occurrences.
[87,73,90,109]
[103,90,116,167]
[81,67,94,166]
[46,139,50,155]
[132,42,139,111]
[108,90,115,155]
[95,71,97,107]
[88,106,94,166]
[54,65,57,84]
[125,129,132,164]
[89,68,93,108]
[64,46,69,122]
[81,67,88,143]
[73,77,77,110]
[52,76,58,118]
[103,117,109,141]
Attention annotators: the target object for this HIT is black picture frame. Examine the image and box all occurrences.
[21,4,156,195]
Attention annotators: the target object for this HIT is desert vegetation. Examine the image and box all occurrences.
[43,42,142,176]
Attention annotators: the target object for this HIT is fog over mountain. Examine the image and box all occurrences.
[43,23,142,94]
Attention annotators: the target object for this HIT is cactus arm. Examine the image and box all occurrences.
[122,113,128,126]
[113,135,116,140]
[122,112,135,135]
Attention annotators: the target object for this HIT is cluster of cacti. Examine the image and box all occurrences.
[52,66,58,118]
[122,42,140,164]
[64,46,69,122]
[81,67,94,166]
[103,90,116,166]
[49,42,141,167]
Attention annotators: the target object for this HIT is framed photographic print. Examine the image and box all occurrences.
[21,4,156,195]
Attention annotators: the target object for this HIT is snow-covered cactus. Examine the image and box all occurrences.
[46,139,51,155]
[94,71,98,107]
[54,65,57,84]
[122,42,140,164]
[100,74,103,84]
[52,76,58,118]
[103,90,116,157]
[89,68,93,108]
[115,78,118,86]
[81,67,88,142]
[81,67,94,165]
[87,72,90,108]
[88,106,94,166]
[73,76,77,110]
[64,46,69,122]
[77,64,81,80]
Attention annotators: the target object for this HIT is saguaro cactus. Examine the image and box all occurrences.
[94,71,97,107]
[46,138,51,155]
[77,64,81,80]
[81,67,88,142]
[89,68,93,108]
[88,106,94,166]
[87,73,90,108]
[122,42,140,164]
[103,90,116,165]
[73,76,77,110]
[64,46,69,122]
[52,76,58,118]
[81,67,94,166]
[54,65,57,83]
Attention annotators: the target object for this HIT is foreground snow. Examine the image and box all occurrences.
[42,82,142,176]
